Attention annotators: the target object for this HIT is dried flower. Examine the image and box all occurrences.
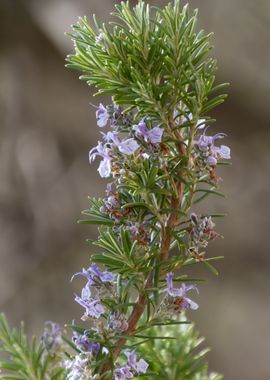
[189,213,219,255]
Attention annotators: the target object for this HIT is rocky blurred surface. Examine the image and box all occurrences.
[0,1,269,379]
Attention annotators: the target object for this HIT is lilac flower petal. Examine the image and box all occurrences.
[205,156,217,166]
[118,138,139,155]
[134,121,163,144]
[185,297,199,310]
[75,295,105,319]
[88,264,115,283]
[166,273,199,311]
[147,126,164,144]
[81,284,91,299]
[73,333,100,353]
[71,269,95,286]
[217,145,231,159]
[212,133,226,141]
[89,141,110,162]
[125,351,148,374]
[114,366,134,380]
[133,122,148,136]
[125,351,137,369]
[102,131,120,144]
[195,130,231,166]
[98,158,111,178]
[96,104,110,128]
[87,264,103,278]
[136,359,149,374]
[166,272,182,297]
[184,284,199,294]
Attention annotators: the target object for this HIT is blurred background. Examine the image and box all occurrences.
[0,0,269,378]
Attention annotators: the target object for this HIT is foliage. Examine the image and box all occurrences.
[137,322,223,380]
[0,314,65,380]
[66,0,228,119]
[1,1,231,379]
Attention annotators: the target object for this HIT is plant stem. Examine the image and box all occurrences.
[100,119,186,377]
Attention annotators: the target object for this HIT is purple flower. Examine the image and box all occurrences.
[133,121,164,144]
[118,138,139,155]
[65,355,94,380]
[89,141,111,178]
[73,332,100,353]
[89,264,116,282]
[72,264,115,286]
[75,285,105,320]
[125,351,149,374]
[98,158,111,178]
[194,132,231,166]
[205,155,217,166]
[214,144,231,160]
[166,273,199,311]
[114,366,134,380]
[101,130,120,144]
[108,312,129,332]
[102,131,139,155]
[96,103,110,127]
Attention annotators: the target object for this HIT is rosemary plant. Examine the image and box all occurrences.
[0,1,230,379]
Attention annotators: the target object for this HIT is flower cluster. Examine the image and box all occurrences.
[78,101,230,377]
[65,354,98,380]
[89,104,165,178]
[96,103,132,129]
[72,264,116,321]
[114,351,148,380]
[194,131,231,167]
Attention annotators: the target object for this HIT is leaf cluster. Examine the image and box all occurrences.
[137,321,223,380]
[0,314,65,380]
[67,0,228,120]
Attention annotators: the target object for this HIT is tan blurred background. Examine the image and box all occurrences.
[0,0,269,378]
